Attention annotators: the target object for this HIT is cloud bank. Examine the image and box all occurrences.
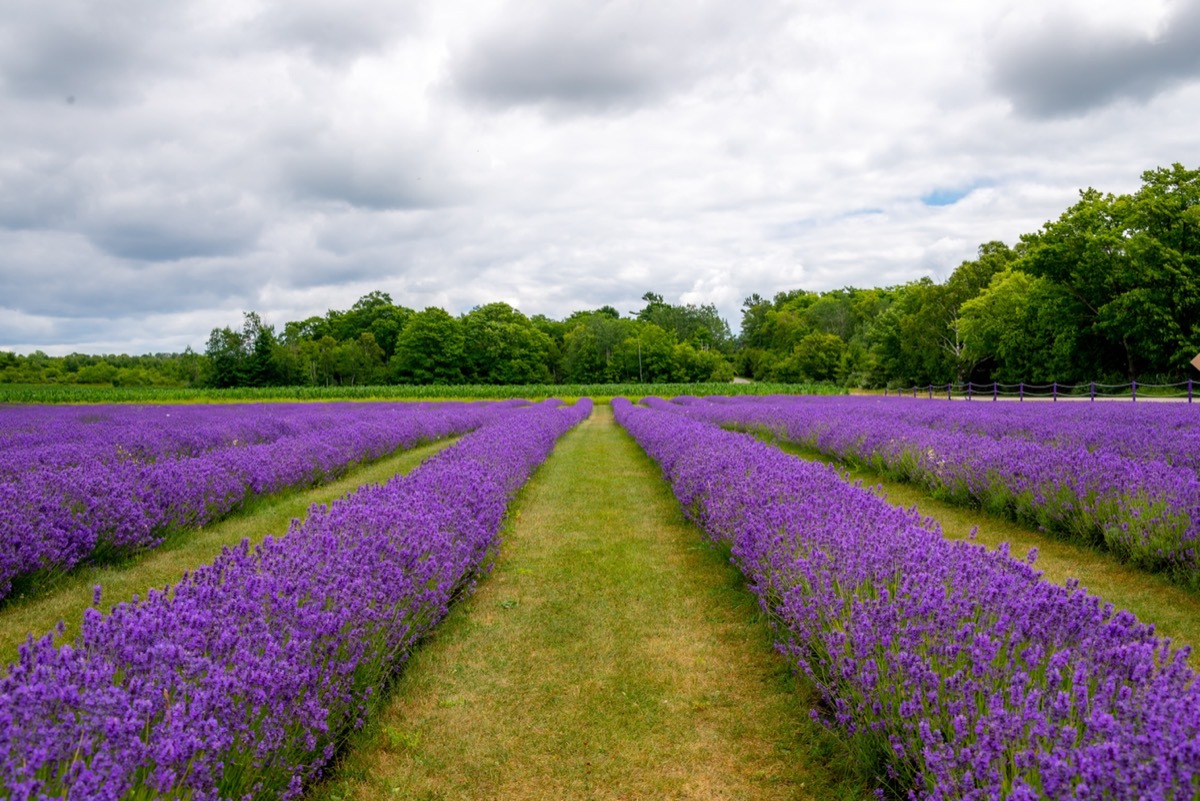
[1,0,1198,354]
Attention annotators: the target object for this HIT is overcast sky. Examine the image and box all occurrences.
[2,0,1198,355]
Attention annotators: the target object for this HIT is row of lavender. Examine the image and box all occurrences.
[0,403,393,477]
[667,396,1200,588]
[615,397,1199,799]
[0,401,518,601]
[712,395,1200,471]
[0,398,591,799]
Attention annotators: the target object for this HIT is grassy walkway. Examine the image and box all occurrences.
[311,404,865,800]
[0,438,455,664]
[775,442,1200,667]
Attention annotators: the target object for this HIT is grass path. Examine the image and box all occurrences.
[310,403,866,801]
[775,442,1200,667]
[0,437,456,664]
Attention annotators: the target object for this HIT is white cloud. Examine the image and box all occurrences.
[1,0,1198,353]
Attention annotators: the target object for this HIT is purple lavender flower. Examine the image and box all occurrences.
[0,401,530,600]
[655,395,1200,587]
[614,397,1200,799]
[0,399,591,799]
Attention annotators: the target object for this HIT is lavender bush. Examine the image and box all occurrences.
[0,398,591,799]
[0,401,523,601]
[614,397,1200,799]
[811,396,1200,471]
[655,396,1200,587]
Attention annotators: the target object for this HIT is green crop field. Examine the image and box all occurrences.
[0,381,844,405]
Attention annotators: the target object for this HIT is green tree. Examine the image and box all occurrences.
[772,332,844,382]
[805,293,854,340]
[390,308,465,384]
[328,291,412,359]
[562,312,629,383]
[1012,175,1200,380]
[242,312,280,387]
[202,312,281,387]
[738,293,772,351]
[636,292,733,352]
[204,325,247,388]
[959,270,1081,382]
[329,332,387,385]
[462,303,554,384]
[76,360,119,384]
[673,342,735,382]
[613,322,676,382]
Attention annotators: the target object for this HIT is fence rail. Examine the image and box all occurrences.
[885,379,1197,403]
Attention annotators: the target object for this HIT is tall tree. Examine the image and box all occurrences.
[390,308,465,384]
[461,303,554,384]
[1013,171,1200,380]
[959,270,1082,382]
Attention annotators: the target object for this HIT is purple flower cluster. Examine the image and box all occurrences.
[657,396,1200,586]
[614,397,1200,799]
[0,398,590,800]
[842,397,1200,471]
[0,401,521,600]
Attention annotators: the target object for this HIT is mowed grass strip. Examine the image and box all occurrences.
[310,403,866,801]
[775,442,1200,668]
[0,437,456,664]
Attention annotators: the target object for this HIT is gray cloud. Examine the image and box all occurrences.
[450,1,787,112]
[0,233,260,321]
[80,189,264,261]
[285,148,455,211]
[249,0,422,65]
[1,0,1197,355]
[0,156,80,230]
[989,1,1200,117]
[0,0,192,105]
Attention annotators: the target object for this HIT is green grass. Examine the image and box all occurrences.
[0,437,456,665]
[775,441,1200,669]
[309,403,867,801]
[0,381,844,405]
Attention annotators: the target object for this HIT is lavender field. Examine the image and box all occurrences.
[1,399,590,798]
[1,395,1197,799]
[617,397,1200,798]
[0,401,525,601]
[662,395,1200,589]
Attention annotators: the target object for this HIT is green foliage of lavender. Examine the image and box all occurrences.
[614,397,1200,799]
[0,399,591,799]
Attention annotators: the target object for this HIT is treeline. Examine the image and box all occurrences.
[200,292,735,388]
[740,163,1199,387]
[0,350,204,387]
[3,164,1196,389]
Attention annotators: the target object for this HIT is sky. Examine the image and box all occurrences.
[2,0,1199,355]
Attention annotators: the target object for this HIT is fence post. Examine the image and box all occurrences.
[967,382,972,401]
[928,384,932,399]
[1090,380,1095,401]
[1190,379,1193,404]
[1019,382,1024,401]
[947,383,952,401]
[1132,380,1137,402]
[993,381,998,401]
[1052,382,1057,401]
